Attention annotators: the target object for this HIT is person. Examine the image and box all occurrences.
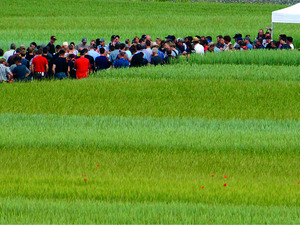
[4,43,16,60]
[75,37,89,50]
[150,48,162,66]
[47,36,56,55]
[88,44,100,60]
[84,48,94,71]
[280,38,291,50]
[74,49,91,79]
[7,48,21,66]
[31,48,48,81]
[52,49,68,79]
[244,37,253,49]
[254,29,265,44]
[163,49,174,64]
[130,45,146,67]
[113,52,129,68]
[67,54,76,79]
[20,50,29,68]
[109,44,120,64]
[11,55,30,82]
[95,48,110,71]
[0,49,4,59]
[287,37,294,50]
[223,35,233,51]
[254,39,264,49]
[0,58,13,82]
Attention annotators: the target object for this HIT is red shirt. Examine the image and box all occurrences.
[32,56,48,72]
[74,57,91,79]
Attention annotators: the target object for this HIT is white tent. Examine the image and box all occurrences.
[271,3,300,38]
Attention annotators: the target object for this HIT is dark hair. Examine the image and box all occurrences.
[120,43,126,50]
[119,52,125,57]
[224,35,231,42]
[100,48,105,54]
[59,49,65,55]
[14,55,21,63]
[43,47,48,54]
[136,44,142,51]
[281,37,287,42]
[30,42,37,47]
[96,38,100,46]
[111,35,116,41]
[38,48,43,55]
[10,43,16,50]
[287,36,293,43]
[206,36,212,41]
[129,45,136,54]
[16,48,21,53]
[70,42,75,46]
[279,34,287,39]
[115,43,120,50]
[56,45,61,50]
[0,49,3,56]
[145,40,151,47]
[110,45,115,51]
[217,35,223,39]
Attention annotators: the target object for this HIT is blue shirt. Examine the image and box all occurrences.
[113,58,129,69]
[246,43,253,50]
[88,50,100,60]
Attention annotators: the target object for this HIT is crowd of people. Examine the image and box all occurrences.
[0,28,297,82]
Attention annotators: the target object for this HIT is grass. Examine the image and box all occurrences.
[0,0,299,49]
[176,50,300,66]
[1,65,299,120]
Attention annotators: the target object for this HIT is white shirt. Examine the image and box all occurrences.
[194,43,204,55]
[290,43,294,50]
[4,50,16,60]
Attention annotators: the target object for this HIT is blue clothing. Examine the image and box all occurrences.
[95,56,109,70]
[21,58,29,68]
[12,64,30,81]
[113,58,129,68]
[109,50,119,64]
[88,50,100,60]
[246,43,253,50]
[54,72,68,80]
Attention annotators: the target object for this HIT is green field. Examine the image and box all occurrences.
[1,0,300,224]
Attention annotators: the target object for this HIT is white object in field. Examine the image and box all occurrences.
[271,3,300,38]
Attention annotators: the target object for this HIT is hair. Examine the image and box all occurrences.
[281,37,287,42]
[14,55,21,63]
[16,48,21,53]
[67,53,75,60]
[30,42,37,47]
[10,43,16,49]
[43,47,48,54]
[59,49,65,55]
[110,45,115,51]
[0,49,3,56]
[279,34,287,39]
[100,48,105,54]
[125,39,130,45]
[0,58,6,64]
[20,50,26,57]
[69,45,74,50]
[206,36,212,41]
[136,44,142,51]
[287,36,293,43]
[145,40,151,47]
[119,52,125,57]
[115,43,120,50]
[166,49,172,56]
[27,47,33,53]
[217,35,223,39]
[129,45,137,54]
[224,35,231,42]
[120,43,126,50]
[38,48,43,55]
[55,45,61,50]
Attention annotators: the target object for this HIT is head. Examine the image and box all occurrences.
[244,37,250,44]
[120,43,126,50]
[145,40,151,48]
[55,45,61,53]
[100,47,106,55]
[280,37,287,45]
[115,35,120,43]
[152,47,158,56]
[10,43,16,50]
[30,42,37,50]
[82,37,87,44]
[287,36,293,44]
[224,35,231,44]
[50,35,57,44]
[90,40,96,46]
[258,29,264,37]
[0,58,6,64]
[216,35,223,43]
[38,48,43,55]
[0,49,3,57]
[100,38,105,46]
[59,49,65,57]
[133,36,139,44]
[118,51,125,59]
[156,38,162,46]
[14,55,22,64]
[219,38,225,45]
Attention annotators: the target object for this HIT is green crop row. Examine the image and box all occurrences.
[175,50,300,66]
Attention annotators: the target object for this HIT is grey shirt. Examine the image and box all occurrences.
[0,64,11,82]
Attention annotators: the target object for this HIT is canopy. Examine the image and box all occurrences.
[271,3,300,37]
[272,3,300,24]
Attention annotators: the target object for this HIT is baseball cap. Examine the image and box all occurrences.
[82,37,87,43]
[63,42,68,46]
[51,35,57,40]
[244,37,251,41]
[177,38,184,42]
[100,38,105,42]
[233,33,242,39]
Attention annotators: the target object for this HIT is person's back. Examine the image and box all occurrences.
[130,52,144,67]
[53,50,68,79]
[31,48,48,80]
[150,48,162,66]
[4,43,16,60]
[0,58,12,82]
[74,50,91,79]
[12,56,30,81]
[109,44,120,64]
[113,52,129,69]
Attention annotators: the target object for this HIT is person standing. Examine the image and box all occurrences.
[31,48,48,81]
[74,50,91,79]
[47,36,57,55]
[52,49,68,79]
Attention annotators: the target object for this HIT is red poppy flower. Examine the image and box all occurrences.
[224,183,227,187]
[84,178,87,182]
[298,181,300,184]
[211,175,214,177]
[201,186,204,189]
[224,175,228,178]
[97,164,100,167]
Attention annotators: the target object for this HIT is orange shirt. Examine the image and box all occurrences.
[74,57,91,79]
